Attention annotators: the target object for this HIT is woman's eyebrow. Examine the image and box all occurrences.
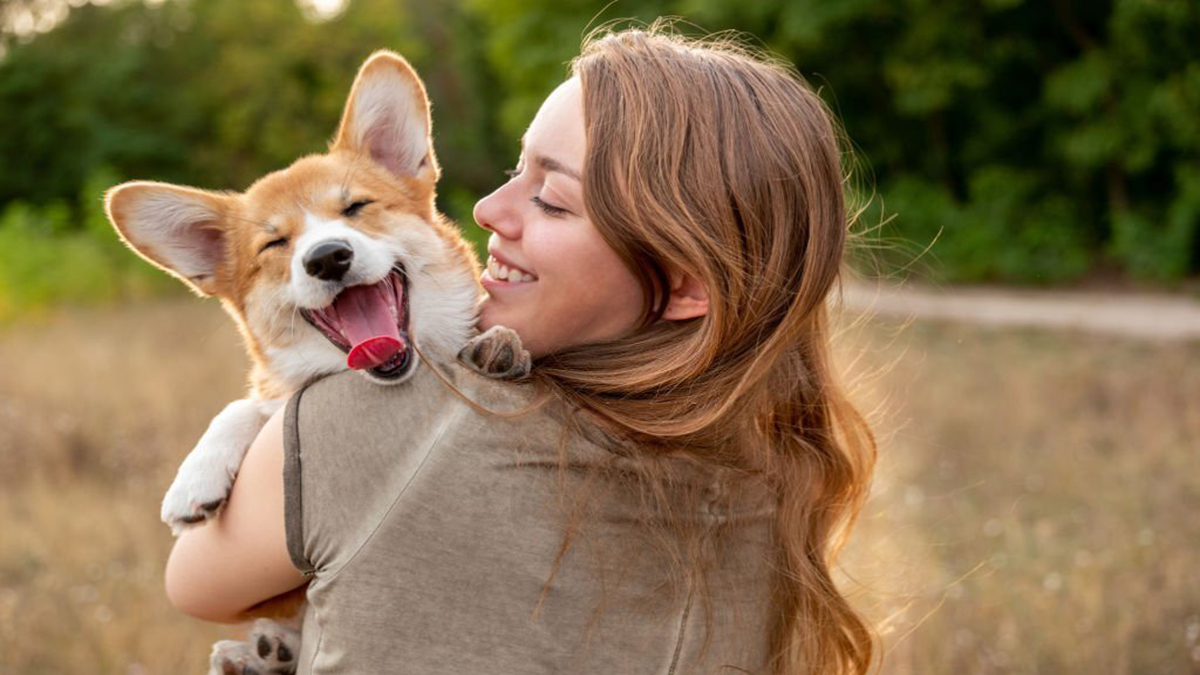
[518,135,582,182]
[535,155,582,182]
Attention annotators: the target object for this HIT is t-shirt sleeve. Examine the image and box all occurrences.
[282,386,311,575]
[281,366,462,576]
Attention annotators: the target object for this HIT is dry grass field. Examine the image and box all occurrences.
[1,298,1197,674]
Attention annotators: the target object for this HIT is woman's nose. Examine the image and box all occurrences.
[473,186,521,240]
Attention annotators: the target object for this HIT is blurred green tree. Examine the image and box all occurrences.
[681,0,1199,282]
[0,0,1196,301]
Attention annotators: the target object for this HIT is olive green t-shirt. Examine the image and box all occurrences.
[283,360,776,674]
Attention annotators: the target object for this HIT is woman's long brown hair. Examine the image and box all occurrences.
[528,25,877,675]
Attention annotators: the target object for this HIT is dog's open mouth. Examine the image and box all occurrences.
[300,265,413,379]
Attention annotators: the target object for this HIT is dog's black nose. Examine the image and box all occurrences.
[304,240,354,282]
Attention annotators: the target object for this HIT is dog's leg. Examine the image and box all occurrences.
[162,398,283,534]
[456,325,532,380]
[206,619,300,675]
[208,641,264,675]
[250,619,301,673]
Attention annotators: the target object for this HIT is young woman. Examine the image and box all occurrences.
[166,27,877,675]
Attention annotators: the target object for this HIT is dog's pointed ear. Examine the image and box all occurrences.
[104,181,235,297]
[332,50,438,182]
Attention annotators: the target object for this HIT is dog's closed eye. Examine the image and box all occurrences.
[259,237,289,255]
[342,199,374,218]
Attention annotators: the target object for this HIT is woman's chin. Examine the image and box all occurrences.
[477,299,515,336]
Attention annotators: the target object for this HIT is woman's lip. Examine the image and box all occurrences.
[487,249,537,278]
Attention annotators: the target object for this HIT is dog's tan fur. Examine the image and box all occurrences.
[106,52,482,400]
[104,51,523,674]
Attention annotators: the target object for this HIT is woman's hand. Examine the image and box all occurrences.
[164,407,307,623]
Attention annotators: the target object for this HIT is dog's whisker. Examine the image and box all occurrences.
[288,300,300,339]
[418,267,448,291]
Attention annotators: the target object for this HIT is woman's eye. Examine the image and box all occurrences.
[341,199,374,217]
[259,237,288,254]
[530,195,569,217]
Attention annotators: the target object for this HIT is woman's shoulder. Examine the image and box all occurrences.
[296,360,773,510]
[296,355,541,420]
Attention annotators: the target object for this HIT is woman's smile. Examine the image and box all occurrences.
[483,250,538,285]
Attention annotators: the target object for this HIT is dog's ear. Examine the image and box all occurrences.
[105,181,235,297]
[332,50,438,183]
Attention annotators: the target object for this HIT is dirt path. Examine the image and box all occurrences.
[840,282,1200,341]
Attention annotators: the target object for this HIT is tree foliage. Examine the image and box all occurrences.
[0,0,1196,301]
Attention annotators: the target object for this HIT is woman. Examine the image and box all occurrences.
[166,26,877,675]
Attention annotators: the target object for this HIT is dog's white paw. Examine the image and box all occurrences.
[206,620,300,675]
[207,640,260,675]
[251,619,301,672]
[457,325,531,380]
[161,398,271,535]
[161,462,233,535]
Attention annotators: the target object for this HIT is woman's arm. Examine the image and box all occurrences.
[164,406,307,623]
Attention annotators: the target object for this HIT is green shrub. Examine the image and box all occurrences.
[867,169,1091,285]
[0,168,177,323]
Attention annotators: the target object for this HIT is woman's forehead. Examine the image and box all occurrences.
[523,77,585,171]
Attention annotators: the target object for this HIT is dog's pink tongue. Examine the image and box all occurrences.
[333,284,403,370]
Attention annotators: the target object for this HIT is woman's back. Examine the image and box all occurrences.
[165,27,877,675]
[285,362,776,674]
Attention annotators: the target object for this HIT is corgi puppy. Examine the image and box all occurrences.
[105,50,528,674]
[106,50,530,532]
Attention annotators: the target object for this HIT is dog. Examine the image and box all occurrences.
[105,50,529,674]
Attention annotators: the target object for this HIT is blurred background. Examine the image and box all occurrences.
[0,0,1197,673]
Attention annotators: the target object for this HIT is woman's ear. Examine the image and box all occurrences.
[662,269,709,321]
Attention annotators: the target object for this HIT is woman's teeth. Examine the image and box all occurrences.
[487,256,536,283]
